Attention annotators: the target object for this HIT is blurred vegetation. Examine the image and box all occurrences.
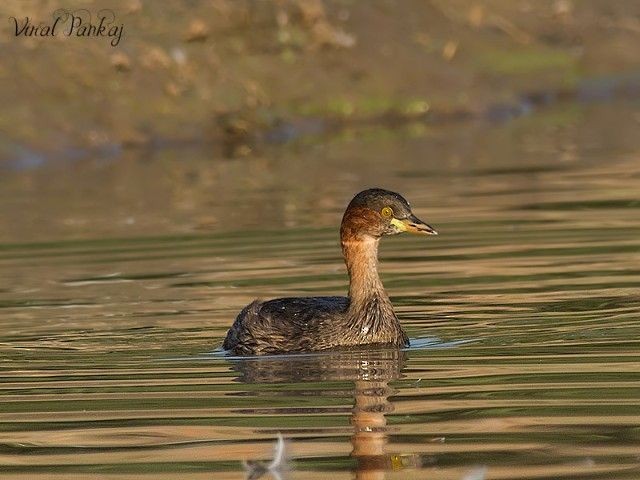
[1,0,640,161]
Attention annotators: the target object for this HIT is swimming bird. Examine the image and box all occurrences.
[223,188,437,355]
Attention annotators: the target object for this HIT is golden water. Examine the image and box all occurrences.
[1,103,640,479]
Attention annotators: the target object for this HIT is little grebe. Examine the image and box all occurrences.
[223,188,437,355]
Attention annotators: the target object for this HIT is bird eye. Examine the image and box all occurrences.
[381,206,393,218]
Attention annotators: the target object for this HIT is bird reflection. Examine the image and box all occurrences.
[229,347,421,480]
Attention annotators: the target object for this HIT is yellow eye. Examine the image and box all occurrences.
[381,206,393,218]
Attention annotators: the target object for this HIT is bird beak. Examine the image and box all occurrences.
[390,214,438,235]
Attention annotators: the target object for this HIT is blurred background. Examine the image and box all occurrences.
[2,3,640,479]
[2,0,640,242]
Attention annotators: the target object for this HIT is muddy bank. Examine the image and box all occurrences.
[2,0,640,163]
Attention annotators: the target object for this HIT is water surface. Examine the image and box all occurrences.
[1,102,640,479]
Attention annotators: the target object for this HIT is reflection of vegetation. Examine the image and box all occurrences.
[477,47,577,76]
[521,199,640,210]
[297,96,430,118]
[502,103,584,129]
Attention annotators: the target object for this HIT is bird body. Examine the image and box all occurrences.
[223,188,437,355]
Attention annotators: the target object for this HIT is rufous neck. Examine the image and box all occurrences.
[341,235,387,304]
